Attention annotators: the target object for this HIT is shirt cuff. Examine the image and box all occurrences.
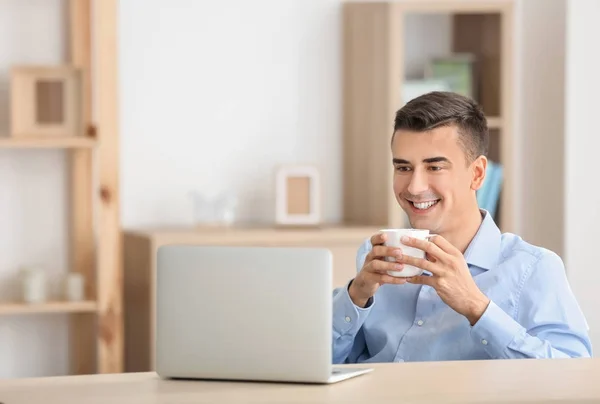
[470,300,525,358]
[332,280,373,337]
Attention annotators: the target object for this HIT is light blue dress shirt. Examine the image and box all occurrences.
[332,210,592,363]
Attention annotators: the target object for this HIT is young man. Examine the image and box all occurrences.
[332,92,592,363]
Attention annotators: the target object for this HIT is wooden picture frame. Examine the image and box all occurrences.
[275,166,321,226]
[10,66,82,137]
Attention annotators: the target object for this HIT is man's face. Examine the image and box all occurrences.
[391,125,486,233]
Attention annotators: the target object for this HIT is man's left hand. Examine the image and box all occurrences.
[398,235,490,326]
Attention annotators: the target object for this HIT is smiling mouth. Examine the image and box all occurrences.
[407,199,440,211]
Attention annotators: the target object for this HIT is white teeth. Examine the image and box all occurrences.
[414,200,438,210]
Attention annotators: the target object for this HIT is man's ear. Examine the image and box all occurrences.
[470,155,487,191]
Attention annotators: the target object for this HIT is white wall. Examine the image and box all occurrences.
[0,0,70,378]
[564,0,600,353]
[120,0,344,228]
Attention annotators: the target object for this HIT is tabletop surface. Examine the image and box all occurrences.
[2,359,600,404]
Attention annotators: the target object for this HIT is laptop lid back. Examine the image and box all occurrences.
[155,245,333,383]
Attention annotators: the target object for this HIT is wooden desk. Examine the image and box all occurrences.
[2,359,600,403]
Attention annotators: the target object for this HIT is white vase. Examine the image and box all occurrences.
[65,272,85,301]
[21,267,47,304]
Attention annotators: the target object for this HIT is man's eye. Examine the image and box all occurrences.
[429,166,442,171]
[395,166,411,172]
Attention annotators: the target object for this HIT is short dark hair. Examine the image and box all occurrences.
[392,91,488,162]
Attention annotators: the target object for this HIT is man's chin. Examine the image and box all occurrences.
[406,212,438,231]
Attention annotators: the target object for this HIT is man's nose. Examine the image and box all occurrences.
[407,169,429,196]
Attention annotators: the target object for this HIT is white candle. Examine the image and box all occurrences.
[65,272,85,301]
[21,267,47,304]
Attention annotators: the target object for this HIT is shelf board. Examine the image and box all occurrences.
[487,117,502,130]
[0,136,96,149]
[0,300,97,315]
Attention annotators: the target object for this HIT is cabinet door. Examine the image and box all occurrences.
[325,244,360,289]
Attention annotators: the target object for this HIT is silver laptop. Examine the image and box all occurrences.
[155,244,373,384]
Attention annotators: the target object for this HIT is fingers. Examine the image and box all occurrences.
[397,253,440,275]
[400,235,448,262]
[365,245,402,265]
[370,232,387,246]
[379,275,408,285]
[406,275,435,287]
[426,234,459,256]
[370,245,402,260]
[362,270,408,286]
[367,258,404,275]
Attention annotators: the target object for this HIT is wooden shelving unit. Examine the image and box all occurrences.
[487,117,503,130]
[0,0,122,375]
[0,136,96,149]
[342,1,515,233]
[0,301,97,316]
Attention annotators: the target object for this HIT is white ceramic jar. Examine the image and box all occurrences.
[21,266,47,303]
[65,272,85,301]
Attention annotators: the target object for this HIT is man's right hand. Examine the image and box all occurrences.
[348,232,407,307]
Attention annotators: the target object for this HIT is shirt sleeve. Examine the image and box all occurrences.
[470,250,593,359]
[331,237,374,364]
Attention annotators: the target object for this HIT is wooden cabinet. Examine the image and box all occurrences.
[123,226,378,372]
[342,1,515,232]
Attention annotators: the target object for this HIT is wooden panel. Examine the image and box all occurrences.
[386,3,407,228]
[342,3,397,227]
[123,234,152,372]
[487,128,501,164]
[486,116,502,129]
[499,3,515,234]
[93,0,124,374]
[69,0,96,376]
[394,1,513,13]
[0,136,95,148]
[453,13,501,116]
[140,226,381,245]
[0,301,97,316]
[452,4,515,234]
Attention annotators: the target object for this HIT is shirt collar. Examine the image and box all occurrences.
[462,209,502,271]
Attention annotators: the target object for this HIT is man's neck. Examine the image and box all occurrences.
[440,208,484,255]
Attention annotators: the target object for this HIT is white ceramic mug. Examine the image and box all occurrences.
[379,229,435,277]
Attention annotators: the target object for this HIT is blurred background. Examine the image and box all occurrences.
[0,0,597,378]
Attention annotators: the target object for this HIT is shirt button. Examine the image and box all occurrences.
[481,339,488,345]
[344,316,351,323]
[417,320,424,326]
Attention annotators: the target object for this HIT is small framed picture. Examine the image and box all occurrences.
[275,165,321,226]
[10,65,82,137]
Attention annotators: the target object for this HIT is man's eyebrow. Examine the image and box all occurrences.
[423,157,451,164]
[392,157,451,164]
